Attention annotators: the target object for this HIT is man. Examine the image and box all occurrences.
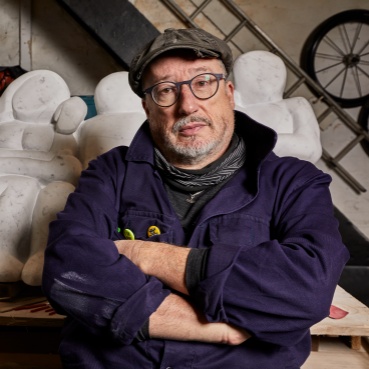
[43,28,349,369]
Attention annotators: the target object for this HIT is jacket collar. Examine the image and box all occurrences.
[234,110,277,166]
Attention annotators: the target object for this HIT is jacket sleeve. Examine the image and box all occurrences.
[42,149,170,344]
[191,159,350,346]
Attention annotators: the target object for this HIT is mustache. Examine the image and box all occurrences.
[172,116,212,133]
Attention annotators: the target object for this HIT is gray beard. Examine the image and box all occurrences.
[165,138,221,165]
[163,116,221,165]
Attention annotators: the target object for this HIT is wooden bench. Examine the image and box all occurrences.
[0,295,65,327]
[0,295,65,369]
[302,285,369,369]
[310,285,369,351]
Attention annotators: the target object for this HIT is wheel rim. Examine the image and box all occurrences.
[312,20,369,104]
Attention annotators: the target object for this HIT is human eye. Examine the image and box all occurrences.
[192,74,214,89]
[155,83,176,97]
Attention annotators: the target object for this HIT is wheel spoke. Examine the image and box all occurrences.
[315,52,343,62]
[338,67,349,98]
[358,59,369,67]
[358,40,369,56]
[315,60,345,74]
[339,24,352,54]
[357,64,369,79]
[351,66,363,97]
[322,35,346,57]
[346,22,362,53]
[319,65,347,91]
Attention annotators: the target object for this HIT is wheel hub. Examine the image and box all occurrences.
[343,53,361,68]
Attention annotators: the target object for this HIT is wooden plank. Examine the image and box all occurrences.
[311,336,320,352]
[302,350,369,369]
[311,285,369,337]
[0,296,47,313]
[352,336,363,351]
[0,298,65,327]
[0,312,64,327]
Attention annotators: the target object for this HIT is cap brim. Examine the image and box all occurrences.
[137,44,220,81]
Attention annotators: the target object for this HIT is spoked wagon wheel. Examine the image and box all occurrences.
[300,9,369,108]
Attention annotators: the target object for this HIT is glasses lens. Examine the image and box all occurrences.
[152,82,178,107]
[148,73,222,107]
[191,74,219,99]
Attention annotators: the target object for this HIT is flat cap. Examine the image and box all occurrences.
[128,28,233,97]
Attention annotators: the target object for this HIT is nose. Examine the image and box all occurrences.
[177,84,199,116]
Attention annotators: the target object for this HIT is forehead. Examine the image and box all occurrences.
[143,55,222,84]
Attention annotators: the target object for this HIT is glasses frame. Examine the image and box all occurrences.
[143,73,226,107]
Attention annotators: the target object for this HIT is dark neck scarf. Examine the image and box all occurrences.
[155,134,246,191]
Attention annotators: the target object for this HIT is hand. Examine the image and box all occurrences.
[114,239,140,264]
[148,293,251,345]
[221,323,251,345]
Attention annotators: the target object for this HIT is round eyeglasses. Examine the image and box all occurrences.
[143,73,226,107]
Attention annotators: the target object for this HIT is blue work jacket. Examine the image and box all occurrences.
[43,111,349,369]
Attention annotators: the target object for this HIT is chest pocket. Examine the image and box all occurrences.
[208,214,271,248]
[119,210,178,243]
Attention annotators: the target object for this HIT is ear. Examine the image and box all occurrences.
[142,98,150,119]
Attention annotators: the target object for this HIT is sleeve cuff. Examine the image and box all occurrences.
[185,248,209,294]
[135,319,150,341]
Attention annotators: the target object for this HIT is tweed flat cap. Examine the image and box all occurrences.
[128,28,233,97]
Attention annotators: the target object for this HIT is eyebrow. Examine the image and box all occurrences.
[151,66,214,84]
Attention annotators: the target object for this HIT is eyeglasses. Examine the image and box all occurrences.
[143,73,226,107]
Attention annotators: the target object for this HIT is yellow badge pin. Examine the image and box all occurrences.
[147,225,161,237]
[123,228,135,240]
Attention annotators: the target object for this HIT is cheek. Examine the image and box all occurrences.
[211,99,234,124]
[148,117,170,142]
[148,119,161,137]
[148,108,175,134]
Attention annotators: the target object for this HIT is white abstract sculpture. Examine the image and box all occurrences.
[233,50,322,163]
[0,70,87,287]
[77,71,145,169]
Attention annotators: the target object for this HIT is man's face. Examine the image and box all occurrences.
[142,55,235,169]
